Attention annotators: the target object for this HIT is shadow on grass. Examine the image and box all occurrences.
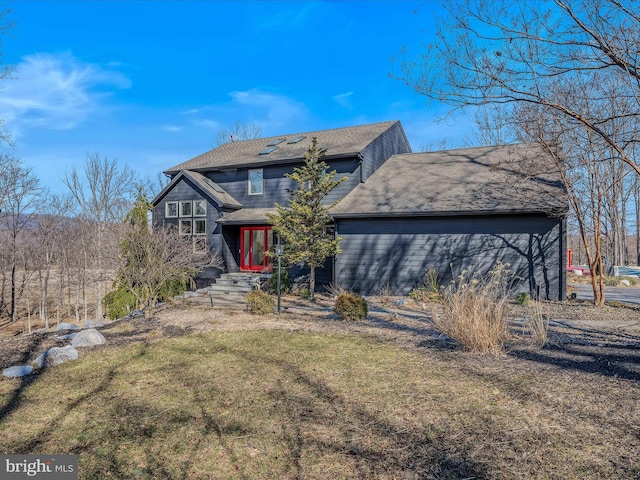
[57,339,490,480]
[0,333,48,426]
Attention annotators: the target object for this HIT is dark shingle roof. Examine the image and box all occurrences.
[330,143,568,217]
[164,121,400,174]
[216,208,277,225]
[151,170,241,209]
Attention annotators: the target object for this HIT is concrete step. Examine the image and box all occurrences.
[214,277,260,287]
[211,294,248,308]
[175,293,247,309]
[208,284,255,295]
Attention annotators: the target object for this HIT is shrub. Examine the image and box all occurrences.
[334,293,368,321]
[103,287,138,320]
[269,269,292,294]
[603,275,621,286]
[516,292,530,305]
[433,263,511,355]
[299,288,311,299]
[408,268,442,305]
[523,300,549,347]
[246,290,274,315]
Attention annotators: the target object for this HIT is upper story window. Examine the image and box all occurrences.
[248,169,263,195]
[194,200,207,216]
[166,201,178,218]
[180,201,193,216]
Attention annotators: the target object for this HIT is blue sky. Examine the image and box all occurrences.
[1,0,470,194]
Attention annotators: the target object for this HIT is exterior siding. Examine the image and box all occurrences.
[152,177,224,282]
[208,157,361,208]
[335,214,565,300]
[361,122,411,182]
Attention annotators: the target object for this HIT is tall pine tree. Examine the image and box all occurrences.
[267,137,346,299]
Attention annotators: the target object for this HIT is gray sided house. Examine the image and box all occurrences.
[152,121,568,300]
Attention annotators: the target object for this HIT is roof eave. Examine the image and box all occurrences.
[330,207,568,219]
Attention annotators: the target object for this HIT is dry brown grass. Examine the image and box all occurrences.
[432,264,511,354]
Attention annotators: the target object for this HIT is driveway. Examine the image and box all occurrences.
[571,284,640,305]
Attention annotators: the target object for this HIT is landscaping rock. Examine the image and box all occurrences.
[3,365,33,378]
[621,279,631,287]
[55,323,80,332]
[71,328,106,348]
[84,320,105,328]
[56,333,77,340]
[32,346,79,368]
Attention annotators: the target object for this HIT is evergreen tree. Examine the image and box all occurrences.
[267,137,346,299]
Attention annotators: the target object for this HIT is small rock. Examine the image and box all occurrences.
[55,322,80,332]
[620,279,631,286]
[395,299,405,305]
[32,345,79,368]
[2,365,33,378]
[128,310,144,317]
[84,320,105,328]
[72,328,106,348]
[56,333,77,340]
[597,343,605,347]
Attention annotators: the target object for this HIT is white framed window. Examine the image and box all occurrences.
[194,200,207,216]
[193,237,207,254]
[179,219,192,235]
[180,201,193,217]
[248,169,263,195]
[165,201,178,218]
[194,219,206,235]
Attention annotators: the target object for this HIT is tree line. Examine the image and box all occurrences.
[0,152,140,330]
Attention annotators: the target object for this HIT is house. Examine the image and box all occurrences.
[152,120,568,300]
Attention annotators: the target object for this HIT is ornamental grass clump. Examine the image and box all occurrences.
[247,290,274,315]
[433,263,512,354]
[334,292,368,321]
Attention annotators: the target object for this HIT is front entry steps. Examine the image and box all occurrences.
[176,272,271,309]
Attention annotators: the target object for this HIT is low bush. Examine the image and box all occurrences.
[247,290,274,314]
[516,292,531,305]
[603,275,621,286]
[247,290,274,315]
[299,288,311,299]
[408,267,443,305]
[433,263,511,355]
[268,269,292,294]
[334,293,368,321]
[103,287,138,320]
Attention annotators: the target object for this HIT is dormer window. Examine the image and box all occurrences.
[248,169,263,195]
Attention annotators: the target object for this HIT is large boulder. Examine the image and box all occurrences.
[71,328,106,348]
[2,365,33,378]
[32,345,79,368]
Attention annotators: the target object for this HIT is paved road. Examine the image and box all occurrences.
[571,284,640,305]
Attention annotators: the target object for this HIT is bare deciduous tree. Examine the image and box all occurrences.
[113,193,224,314]
[0,154,45,321]
[62,153,137,321]
[394,0,640,305]
[214,121,262,146]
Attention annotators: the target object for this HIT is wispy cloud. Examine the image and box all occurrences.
[161,125,183,133]
[333,91,354,109]
[187,89,309,135]
[0,52,130,134]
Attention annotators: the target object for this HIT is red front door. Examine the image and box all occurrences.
[240,226,273,271]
